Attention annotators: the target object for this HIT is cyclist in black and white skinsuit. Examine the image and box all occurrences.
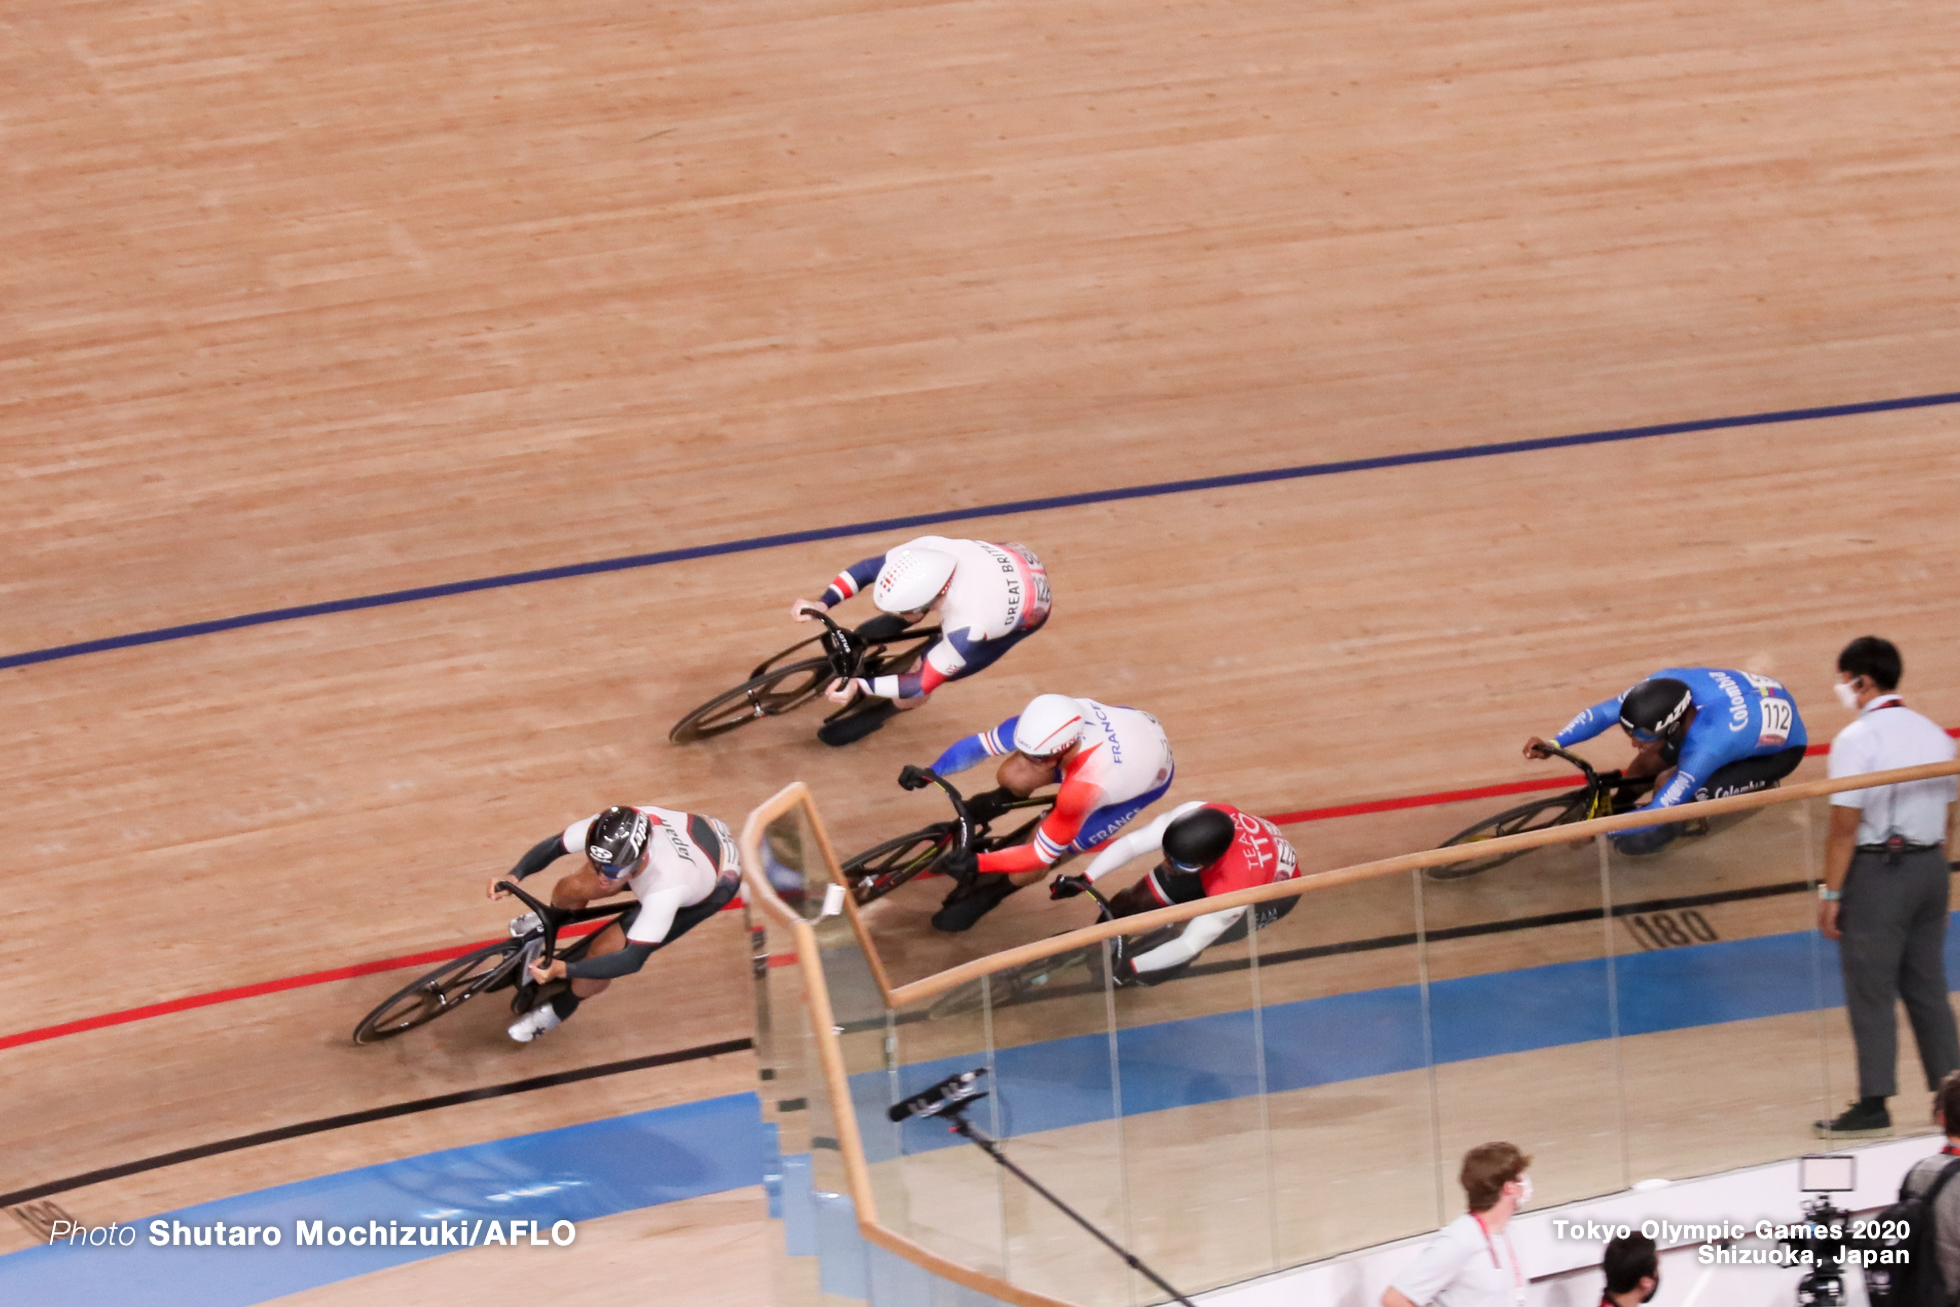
[489,804,740,1043]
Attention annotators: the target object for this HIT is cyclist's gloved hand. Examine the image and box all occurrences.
[897,764,932,791]
[1049,875,1091,901]
[936,848,980,885]
[964,786,1014,823]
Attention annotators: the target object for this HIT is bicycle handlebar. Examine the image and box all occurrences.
[896,766,976,861]
[495,879,561,969]
[800,608,868,681]
[1536,743,1598,780]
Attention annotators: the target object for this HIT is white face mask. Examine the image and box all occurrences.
[1834,679,1862,711]
[1515,1173,1533,1208]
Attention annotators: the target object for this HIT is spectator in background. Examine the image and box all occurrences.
[1598,1232,1658,1305]
[1897,1070,1960,1298]
[1383,1142,1531,1307]
[1815,636,1960,1137]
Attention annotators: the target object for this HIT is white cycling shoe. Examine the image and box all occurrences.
[507,1004,564,1043]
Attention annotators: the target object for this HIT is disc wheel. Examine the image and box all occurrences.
[1427,793,1588,881]
[352,943,519,1044]
[669,657,832,744]
[843,824,956,905]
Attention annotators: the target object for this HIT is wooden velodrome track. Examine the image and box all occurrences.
[5,0,1960,1301]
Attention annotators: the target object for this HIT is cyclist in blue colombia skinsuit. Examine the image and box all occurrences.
[1524,668,1809,855]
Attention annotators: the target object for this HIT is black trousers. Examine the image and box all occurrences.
[1839,846,1960,1099]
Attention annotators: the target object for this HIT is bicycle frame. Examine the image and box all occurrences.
[1533,744,1612,819]
[495,879,641,977]
[900,766,1059,859]
[751,609,940,685]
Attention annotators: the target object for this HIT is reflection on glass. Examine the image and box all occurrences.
[986,939,1131,1306]
[1113,902,1276,1295]
[1611,797,1837,1182]
[880,980,1007,1277]
[1259,863,1437,1266]
[1419,816,1623,1213]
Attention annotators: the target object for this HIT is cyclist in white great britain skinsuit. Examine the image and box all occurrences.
[489,804,740,1043]
[791,535,1052,746]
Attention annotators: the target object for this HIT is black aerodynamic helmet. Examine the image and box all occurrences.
[1618,678,1694,743]
[585,806,651,875]
[1162,807,1237,871]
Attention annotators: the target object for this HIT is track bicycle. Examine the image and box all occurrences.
[1428,744,1659,881]
[841,766,1057,906]
[668,609,941,744]
[351,881,635,1043]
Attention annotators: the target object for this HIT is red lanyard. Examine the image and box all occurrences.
[1474,1212,1524,1301]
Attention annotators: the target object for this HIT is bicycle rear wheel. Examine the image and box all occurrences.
[844,824,957,905]
[669,657,832,744]
[352,943,519,1044]
[1428,792,1588,881]
[929,951,1090,1019]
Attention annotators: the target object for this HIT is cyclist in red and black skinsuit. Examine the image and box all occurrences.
[1051,800,1301,984]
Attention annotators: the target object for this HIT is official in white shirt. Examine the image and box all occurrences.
[1815,637,1960,1138]
[1384,1142,1531,1307]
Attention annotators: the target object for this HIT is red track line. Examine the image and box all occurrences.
[9,726,1954,1052]
[0,920,603,1053]
[1263,740,1848,826]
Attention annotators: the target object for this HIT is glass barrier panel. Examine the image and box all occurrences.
[746,893,821,1307]
[1611,791,1838,1183]
[752,802,833,1307]
[1419,805,1625,1212]
[876,977,1010,1280]
[1110,889,1277,1297]
[1258,857,1437,1267]
[984,937,1133,1307]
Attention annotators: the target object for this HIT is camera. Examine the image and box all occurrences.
[1780,1156,1857,1307]
[887,1068,989,1123]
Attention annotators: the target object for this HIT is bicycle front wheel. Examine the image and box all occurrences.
[669,657,833,744]
[352,943,519,1044]
[843,825,958,905]
[1428,792,1588,881]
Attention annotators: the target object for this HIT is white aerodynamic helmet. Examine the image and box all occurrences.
[872,545,957,614]
[1012,694,1086,758]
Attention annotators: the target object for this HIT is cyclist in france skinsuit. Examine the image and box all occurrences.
[922,693,1175,932]
[488,805,741,1042]
[792,535,1052,746]
[1525,668,1809,855]
[1052,802,1301,984]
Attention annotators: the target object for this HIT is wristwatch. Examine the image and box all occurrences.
[1818,886,1842,902]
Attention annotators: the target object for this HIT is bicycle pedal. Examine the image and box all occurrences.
[508,912,542,938]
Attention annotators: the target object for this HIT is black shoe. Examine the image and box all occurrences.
[931,876,1021,932]
[817,699,898,747]
[1813,1101,1891,1138]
